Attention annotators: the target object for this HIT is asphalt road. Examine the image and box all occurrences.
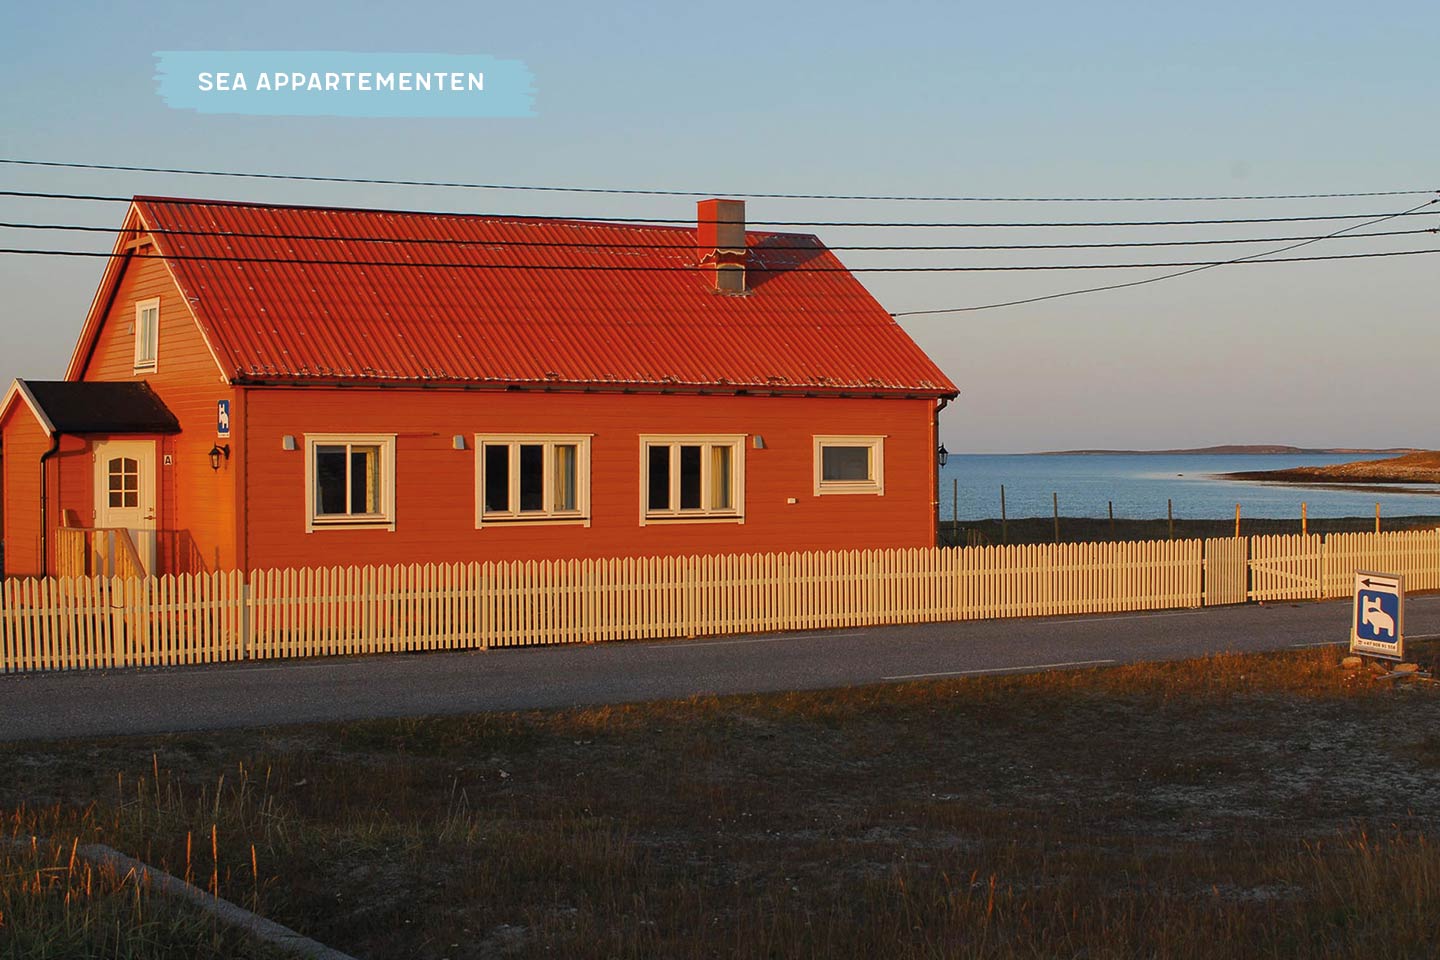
[4,595,1438,742]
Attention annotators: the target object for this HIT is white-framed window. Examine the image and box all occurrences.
[814,435,885,495]
[304,434,396,532]
[133,298,159,372]
[640,435,745,523]
[475,435,592,527]
[106,455,140,508]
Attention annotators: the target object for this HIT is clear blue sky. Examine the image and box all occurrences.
[2,0,1436,452]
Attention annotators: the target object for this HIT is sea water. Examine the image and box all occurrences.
[939,453,1439,522]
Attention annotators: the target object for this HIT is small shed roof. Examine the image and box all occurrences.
[1,379,181,436]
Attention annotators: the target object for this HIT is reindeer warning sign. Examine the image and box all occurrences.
[1351,571,1404,661]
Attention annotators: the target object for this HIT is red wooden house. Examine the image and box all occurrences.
[0,196,957,577]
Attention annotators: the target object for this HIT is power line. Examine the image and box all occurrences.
[2,189,1438,229]
[2,245,1436,272]
[893,198,1438,314]
[2,220,1434,253]
[3,157,1432,202]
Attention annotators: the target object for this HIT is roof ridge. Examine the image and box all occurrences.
[132,196,822,240]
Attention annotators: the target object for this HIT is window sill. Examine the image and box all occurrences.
[815,485,884,496]
[307,517,395,533]
[641,514,745,526]
[476,516,591,529]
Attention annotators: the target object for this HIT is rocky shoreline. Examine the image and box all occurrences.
[1222,451,1440,485]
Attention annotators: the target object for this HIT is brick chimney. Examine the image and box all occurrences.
[696,198,747,294]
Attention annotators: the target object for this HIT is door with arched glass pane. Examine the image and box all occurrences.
[92,440,157,575]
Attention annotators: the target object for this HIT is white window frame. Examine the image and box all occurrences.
[304,434,397,532]
[639,434,746,525]
[474,434,593,528]
[814,435,886,496]
[133,298,160,372]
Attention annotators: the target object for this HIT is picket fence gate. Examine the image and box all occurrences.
[3,531,1438,674]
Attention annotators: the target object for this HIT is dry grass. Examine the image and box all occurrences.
[4,642,1439,958]
[0,822,286,959]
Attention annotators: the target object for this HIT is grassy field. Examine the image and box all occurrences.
[4,643,1439,958]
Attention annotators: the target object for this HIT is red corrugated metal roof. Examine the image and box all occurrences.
[131,196,957,396]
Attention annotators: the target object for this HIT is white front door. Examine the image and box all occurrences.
[93,440,157,575]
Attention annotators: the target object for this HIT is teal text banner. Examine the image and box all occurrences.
[155,51,536,118]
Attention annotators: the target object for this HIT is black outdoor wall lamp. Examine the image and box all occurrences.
[209,444,231,471]
[937,443,949,467]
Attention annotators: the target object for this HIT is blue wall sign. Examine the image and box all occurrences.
[217,399,231,439]
[1351,571,1403,660]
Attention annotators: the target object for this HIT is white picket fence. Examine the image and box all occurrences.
[1246,529,1440,601]
[1319,530,1440,597]
[2,531,1438,674]
[1249,534,1326,602]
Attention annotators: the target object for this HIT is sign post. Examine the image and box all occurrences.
[1350,571,1404,661]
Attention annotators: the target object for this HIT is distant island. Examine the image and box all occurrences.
[1031,445,1422,456]
[1221,450,1440,485]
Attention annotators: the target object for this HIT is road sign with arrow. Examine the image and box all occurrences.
[1351,571,1404,660]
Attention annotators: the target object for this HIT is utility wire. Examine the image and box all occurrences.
[1,220,1434,252]
[2,246,1436,272]
[1,158,1432,202]
[2,190,1438,229]
[893,198,1440,315]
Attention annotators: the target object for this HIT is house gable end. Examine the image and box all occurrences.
[64,203,233,386]
[0,379,57,436]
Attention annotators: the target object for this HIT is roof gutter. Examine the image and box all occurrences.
[232,377,958,401]
[934,396,950,546]
[38,431,62,576]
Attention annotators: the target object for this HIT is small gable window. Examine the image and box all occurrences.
[133,298,159,372]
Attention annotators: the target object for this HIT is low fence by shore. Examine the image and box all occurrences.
[3,529,1439,674]
[940,515,1440,547]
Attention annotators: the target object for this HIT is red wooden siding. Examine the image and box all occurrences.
[77,253,236,572]
[241,388,938,570]
[1,406,48,575]
[0,406,96,577]
[48,435,91,560]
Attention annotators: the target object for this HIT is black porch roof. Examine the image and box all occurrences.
[22,380,181,434]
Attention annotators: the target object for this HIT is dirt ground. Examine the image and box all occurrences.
[5,643,1440,959]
